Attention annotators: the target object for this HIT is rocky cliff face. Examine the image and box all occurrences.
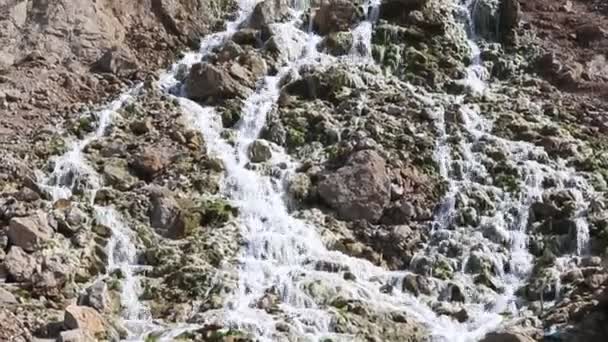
[0,0,234,147]
[2,0,608,341]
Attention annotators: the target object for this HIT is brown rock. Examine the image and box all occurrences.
[249,0,292,29]
[8,211,53,252]
[185,62,249,101]
[64,305,107,336]
[318,150,391,222]
[93,47,138,76]
[130,148,169,181]
[4,247,36,283]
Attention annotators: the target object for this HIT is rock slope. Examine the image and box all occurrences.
[1,0,608,341]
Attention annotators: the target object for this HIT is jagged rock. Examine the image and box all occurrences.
[184,51,267,102]
[4,247,35,283]
[248,140,272,163]
[63,305,107,337]
[402,274,432,296]
[149,190,181,236]
[0,309,31,342]
[381,200,416,225]
[313,0,362,35]
[130,148,169,181]
[480,332,535,342]
[103,159,137,191]
[319,32,353,56]
[185,62,248,101]
[79,280,111,313]
[249,0,292,29]
[93,47,138,76]
[318,150,390,222]
[8,211,53,252]
[32,253,73,298]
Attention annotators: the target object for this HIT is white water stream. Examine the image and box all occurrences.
[34,0,597,341]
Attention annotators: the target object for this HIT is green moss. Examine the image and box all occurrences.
[286,128,306,150]
[433,259,454,280]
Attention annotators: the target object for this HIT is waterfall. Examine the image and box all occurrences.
[38,84,161,340]
[31,0,598,340]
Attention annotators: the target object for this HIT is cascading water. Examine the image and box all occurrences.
[38,86,160,340]
[32,0,599,340]
[350,0,381,59]
[158,1,518,341]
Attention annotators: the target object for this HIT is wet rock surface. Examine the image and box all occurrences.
[2,0,608,340]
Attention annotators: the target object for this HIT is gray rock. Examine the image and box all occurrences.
[4,247,35,283]
[402,274,432,296]
[32,254,72,297]
[249,0,292,29]
[103,159,137,191]
[381,200,415,225]
[149,191,180,233]
[8,212,53,252]
[248,140,272,163]
[318,150,390,222]
[185,62,249,101]
[93,47,138,76]
[0,287,17,304]
[319,32,353,56]
[79,280,111,313]
[313,0,362,35]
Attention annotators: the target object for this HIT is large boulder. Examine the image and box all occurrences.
[31,254,73,298]
[185,62,247,101]
[8,211,53,252]
[248,140,272,163]
[63,305,107,337]
[130,148,170,181]
[317,150,391,222]
[4,247,36,283]
[92,47,138,76]
[313,0,363,35]
[184,50,267,102]
[249,0,292,29]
